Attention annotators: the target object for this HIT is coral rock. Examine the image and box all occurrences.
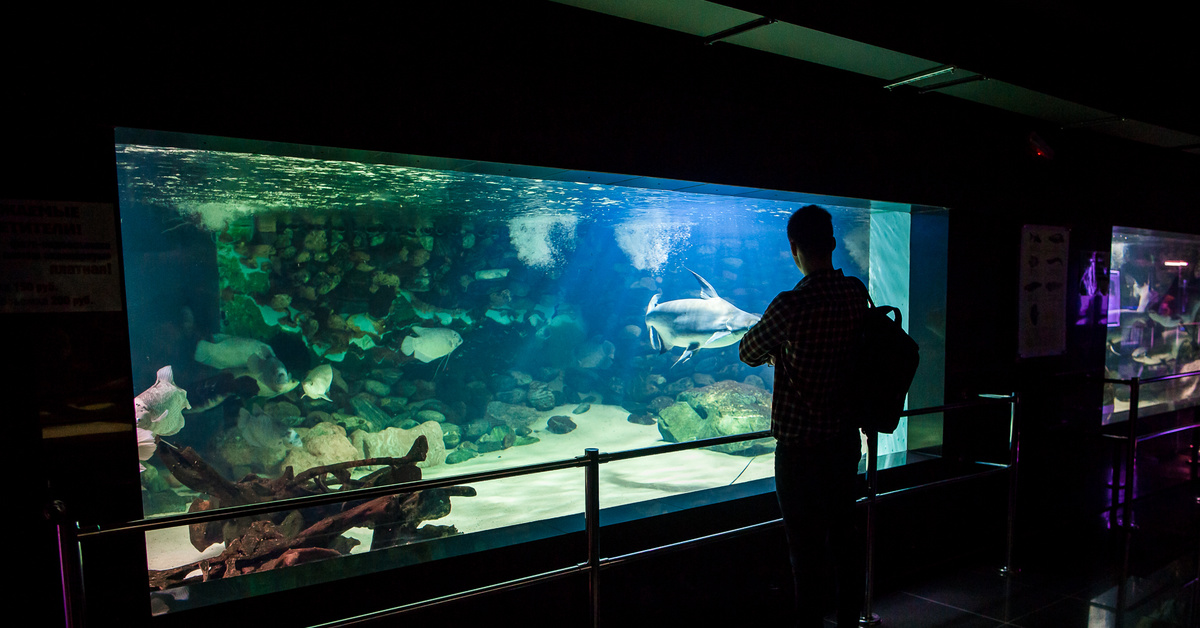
[281,422,359,475]
[303,230,328,251]
[526,385,557,412]
[352,421,447,468]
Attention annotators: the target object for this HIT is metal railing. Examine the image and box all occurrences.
[1095,368,1200,622]
[1100,368,1200,528]
[60,394,1020,628]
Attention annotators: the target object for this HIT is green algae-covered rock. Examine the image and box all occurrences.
[446,448,477,464]
[221,293,277,340]
[656,381,774,456]
[442,423,462,449]
[476,425,515,453]
[656,402,704,443]
[677,380,774,456]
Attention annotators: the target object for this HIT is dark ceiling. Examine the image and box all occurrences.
[724,1,1199,140]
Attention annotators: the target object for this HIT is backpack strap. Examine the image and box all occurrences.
[850,275,874,309]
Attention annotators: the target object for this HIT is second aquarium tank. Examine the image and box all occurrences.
[1103,225,1200,424]
[116,129,947,613]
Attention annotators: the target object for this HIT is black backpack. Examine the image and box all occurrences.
[843,290,921,434]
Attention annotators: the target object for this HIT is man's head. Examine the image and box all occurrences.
[787,205,835,273]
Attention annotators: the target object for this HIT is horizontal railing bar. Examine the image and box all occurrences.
[316,455,1014,625]
[603,430,771,462]
[600,459,1015,570]
[1138,369,1200,384]
[1136,422,1200,442]
[1096,422,1200,442]
[79,395,1012,538]
[601,518,783,569]
[309,563,589,627]
[1100,368,1200,386]
[970,460,1011,469]
[875,466,1010,501]
[80,456,585,537]
[900,396,1014,418]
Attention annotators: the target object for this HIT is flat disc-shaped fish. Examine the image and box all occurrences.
[401,326,463,363]
[302,364,334,401]
[194,335,274,370]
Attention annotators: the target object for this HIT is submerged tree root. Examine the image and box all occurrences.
[148,435,475,590]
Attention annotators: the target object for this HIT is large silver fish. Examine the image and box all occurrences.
[302,364,334,401]
[400,326,463,363]
[134,365,191,436]
[184,371,259,415]
[645,269,761,367]
[237,406,302,450]
[194,334,297,397]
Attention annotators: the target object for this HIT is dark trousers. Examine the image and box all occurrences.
[774,432,865,628]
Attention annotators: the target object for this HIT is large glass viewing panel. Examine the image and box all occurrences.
[1104,226,1200,424]
[117,129,946,612]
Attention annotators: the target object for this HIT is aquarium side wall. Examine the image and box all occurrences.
[909,210,948,451]
[868,210,911,456]
[868,208,947,454]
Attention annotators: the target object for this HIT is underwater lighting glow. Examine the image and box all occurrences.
[1164,260,1189,267]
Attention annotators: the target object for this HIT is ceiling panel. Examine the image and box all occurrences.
[723,20,939,82]
[550,0,757,37]
[549,0,1200,153]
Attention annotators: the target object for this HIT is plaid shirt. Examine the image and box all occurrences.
[740,269,869,446]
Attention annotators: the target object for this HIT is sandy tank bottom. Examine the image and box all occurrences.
[145,402,778,570]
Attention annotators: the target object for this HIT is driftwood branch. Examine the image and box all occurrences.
[148,434,475,590]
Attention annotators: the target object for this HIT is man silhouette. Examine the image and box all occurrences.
[739,205,868,627]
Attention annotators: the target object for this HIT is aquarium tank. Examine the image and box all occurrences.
[1103,226,1200,424]
[116,128,947,613]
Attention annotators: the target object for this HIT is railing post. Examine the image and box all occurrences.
[1192,414,1199,484]
[584,448,601,628]
[860,430,881,626]
[1123,378,1140,528]
[1000,393,1021,576]
[50,499,83,628]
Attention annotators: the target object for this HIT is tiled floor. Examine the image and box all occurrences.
[833,486,1198,627]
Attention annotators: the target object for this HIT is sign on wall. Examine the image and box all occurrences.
[1018,224,1069,358]
[0,200,123,313]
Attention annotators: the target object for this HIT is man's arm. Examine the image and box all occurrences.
[739,295,788,367]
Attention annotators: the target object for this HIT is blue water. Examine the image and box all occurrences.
[117,140,900,517]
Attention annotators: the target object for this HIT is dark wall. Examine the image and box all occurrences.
[9,3,1197,218]
[6,3,1197,624]
[11,2,1196,409]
